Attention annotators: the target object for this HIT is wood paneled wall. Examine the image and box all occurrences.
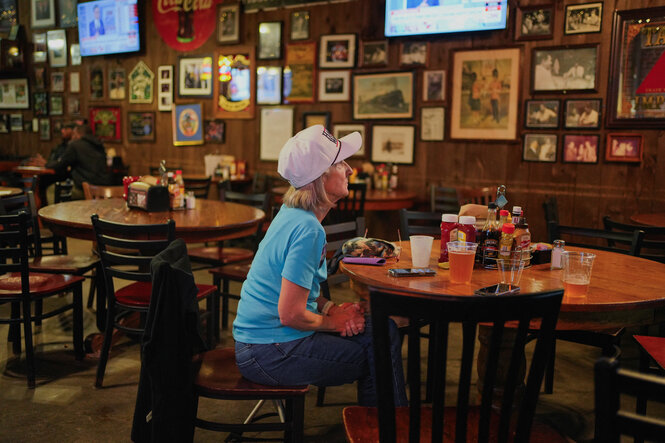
[2,0,664,241]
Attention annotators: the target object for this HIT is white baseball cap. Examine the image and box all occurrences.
[277,125,362,188]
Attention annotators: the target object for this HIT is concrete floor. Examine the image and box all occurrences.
[0,238,655,442]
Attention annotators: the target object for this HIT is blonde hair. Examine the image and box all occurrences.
[282,166,335,213]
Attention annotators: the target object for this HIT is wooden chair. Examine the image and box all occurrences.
[343,286,566,442]
[54,179,74,203]
[183,176,212,199]
[251,171,274,193]
[633,334,665,420]
[594,356,665,442]
[0,211,85,388]
[91,214,217,387]
[324,182,366,225]
[603,216,665,263]
[399,209,441,238]
[82,182,124,200]
[430,185,459,214]
[456,186,493,206]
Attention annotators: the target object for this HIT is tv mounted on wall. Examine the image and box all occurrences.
[385,0,508,38]
[78,0,140,57]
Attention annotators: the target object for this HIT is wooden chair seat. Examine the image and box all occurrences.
[187,246,254,265]
[0,272,85,295]
[344,406,569,443]
[30,253,99,274]
[114,281,216,307]
[634,335,665,371]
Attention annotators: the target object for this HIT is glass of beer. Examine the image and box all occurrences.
[447,241,478,284]
[561,251,596,298]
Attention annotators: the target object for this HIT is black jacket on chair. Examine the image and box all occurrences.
[131,239,208,443]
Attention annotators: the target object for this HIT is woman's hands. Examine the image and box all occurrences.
[328,303,365,336]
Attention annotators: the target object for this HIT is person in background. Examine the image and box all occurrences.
[89,5,105,37]
[233,125,407,407]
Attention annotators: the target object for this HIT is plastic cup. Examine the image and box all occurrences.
[561,251,596,298]
[410,235,434,268]
[447,241,478,284]
[496,258,526,289]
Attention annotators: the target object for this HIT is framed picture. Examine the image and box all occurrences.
[607,7,665,128]
[129,61,154,104]
[38,117,50,140]
[215,49,255,119]
[318,70,350,102]
[605,133,643,163]
[69,72,80,93]
[523,133,557,162]
[290,11,309,41]
[360,40,388,67]
[0,78,29,109]
[353,71,414,120]
[46,29,67,67]
[70,43,80,65]
[531,45,598,93]
[90,107,122,143]
[31,0,55,28]
[204,119,225,143]
[319,34,356,68]
[564,99,601,129]
[34,92,48,115]
[89,65,104,100]
[50,94,63,115]
[450,47,520,141]
[58,0,77,28]
[260,107,294,161]
[257,66,282,105]
[516,4,554,40]
[67,96,80,115]
[33,33,47,63]
[173,103,204,146]
[34,68,47,90]
[178,55,213,97]
[109,67,126,100]
[283,42,316,104]
[333,123,365,157]
[302,111,330,129]
[49,72,64,92]
[127,111,155,142]
[400,42,428,66]
[158,65,174,112]
[525,99,560,129]
[423,70,445,102]
[371,125,415,165]
[217,4,240,44]
[420,107,445,142]
[258,22,282,60]
[9,113,22,131]
[52,117,62,134]
[0,114,8,133]
[565,2,603,35]
[0,0,17,31]
[562,134,599,163]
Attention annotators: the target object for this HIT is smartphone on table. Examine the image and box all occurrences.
[388,268,436,277]
[474,284,520,296]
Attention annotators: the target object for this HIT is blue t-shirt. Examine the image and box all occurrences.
[232,205,327,344]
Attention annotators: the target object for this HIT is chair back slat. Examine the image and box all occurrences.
[456,187,493,206]
[548,220,644,255]
[603,216,665,263]
[324,182,366,225]
[183,176,212,199]
[430,185,460,214]
[220,189,272,249]
[82,182,124,200]
[54,179,74,203]
[399,209,441,239]
[0,212,30,288]
[0,192,43,257]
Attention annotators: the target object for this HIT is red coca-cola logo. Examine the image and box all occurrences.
[152,0,218,52]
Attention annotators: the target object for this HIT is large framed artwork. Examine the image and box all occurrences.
[260,107,294,161]
[31,0,55,29]
[0,78,29,109]
[371,125,415,165]
[531,45,598,93]
[450,47,520,141]
[89,106,122,143]
[178,55,213,98]
[214,47,255,119]
[283,42,316,104]
[173,103,204,146]
[606,7,665,128]
[353,71,414,120]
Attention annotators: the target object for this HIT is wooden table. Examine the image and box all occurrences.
[0,186,22,198]
[12,166,56,208]
[363,189,417,211]
[630,213,665,227]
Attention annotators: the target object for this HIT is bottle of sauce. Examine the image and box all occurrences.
[498,223,515,260]
[498,209,511,228]
[175,170,185,209]
[439,214,458,264]
[511,206,522,224]
[457,216,477,243]
[513,215,531,265]
[480,203,501,269]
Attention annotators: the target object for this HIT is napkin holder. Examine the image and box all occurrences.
[127,182,169,212]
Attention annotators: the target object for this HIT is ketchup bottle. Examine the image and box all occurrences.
[439,214,458,263]
[457,216,477,243]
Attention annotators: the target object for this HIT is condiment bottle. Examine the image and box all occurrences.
[167,172,179,210]
[457,216,477,243]
[511,206,522,224]
[389,164,398,190]
[498,209,511,228]
[480,203,501,269]
[498,223,515,260]
[439,214,458,264]
[513,215,531,265]
[550,240,565,270]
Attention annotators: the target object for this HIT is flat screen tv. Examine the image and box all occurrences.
[78,0,140,57]
[385,0,508,38]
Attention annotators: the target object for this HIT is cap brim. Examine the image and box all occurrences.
[337,132,362,162]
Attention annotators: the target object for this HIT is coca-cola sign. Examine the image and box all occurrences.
[152,0,219,52]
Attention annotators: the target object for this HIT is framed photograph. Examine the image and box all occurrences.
[58,0,77,28]
[50,94,63,115]
[525,99,560,129]
[0,0,17,31]
[127,111,155,142]
[46,29,67,67]
[0,114,9,133]
[371,125,415,165]
[34,92,48,115]
[400,42,428,66]
[173,103,204,146]
[215,50,255,119]
[319,34,356,69]
[260,107,294,161]
[67,96,80,115]
[89,65,104,100]
[38,117,50,141]
[605,133,643,163]
[158,65,174,112]
[531,45,598,93]
[70,43,81,66]
[89,106,122,143]
[69,72,80,93]
[35,68,47,90]
[290,11,309,41]
[523,133,557,162]
[607,7,665,128]
[0,78,29,109]
[565,2,603,35]
[516,4,554,40]
[33,33,47,63]
[450,47,520,141]
[9,113,22,132]
[129,61,154,104]
[109,67,126,100]
[31,0,55,28]
[204,119,225,143]
[50,72,65,92]
[302,111,330,129]
[178,55,213,97]
[361,40,388,67]
[257,66,282,105]
[52,117,62,134]
[284,42,316,104]
[423,70,445,102]
[258,22,282,60]
[564,99,601,129]
[562,134,599,163]
[420,107,445,142]
[217,4,240,44]
[333,123,365,157]
[353,71,414,120]
[318,70,350,102]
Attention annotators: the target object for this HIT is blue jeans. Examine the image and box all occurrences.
[235,317,407,407]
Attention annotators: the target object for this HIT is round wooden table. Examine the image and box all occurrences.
[39,198,265,243]
[363,190,417,211]
[630,213,665,227]
[0,186,22,198]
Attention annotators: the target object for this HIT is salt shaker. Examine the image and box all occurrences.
[550,240,565,270]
